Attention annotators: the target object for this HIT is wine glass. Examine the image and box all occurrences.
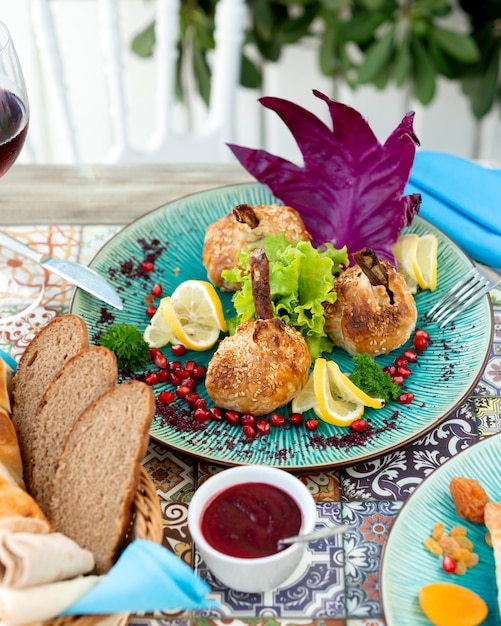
[0,21,45,326]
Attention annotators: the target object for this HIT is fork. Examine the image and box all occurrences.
[426,263,501,328]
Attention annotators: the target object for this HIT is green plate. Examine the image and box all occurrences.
[381,433,501,624]
[71,183,493,469]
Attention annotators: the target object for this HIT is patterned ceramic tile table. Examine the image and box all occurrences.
[1,223,500,626]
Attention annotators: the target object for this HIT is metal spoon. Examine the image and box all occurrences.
[278,524,350,547]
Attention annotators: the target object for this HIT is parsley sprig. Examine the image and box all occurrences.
[349,353,401,404]
[99,323,151,371]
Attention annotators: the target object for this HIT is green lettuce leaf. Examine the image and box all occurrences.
[222,233,348,360]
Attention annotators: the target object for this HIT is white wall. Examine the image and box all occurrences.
[1,0,500,164]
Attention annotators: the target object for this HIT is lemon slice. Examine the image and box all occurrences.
[393,233,422,293]
[313,358,364,426]
[143,306,178,348]
[326,361,384,409]
[160,296,221,351]
[416,233,438,291]
[291,370,316,414]
[170,280,227,332]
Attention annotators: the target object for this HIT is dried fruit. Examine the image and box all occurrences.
[449,477,489,524]
[419,582,488,626]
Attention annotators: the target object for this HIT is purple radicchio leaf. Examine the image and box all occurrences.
[228,89,422,264]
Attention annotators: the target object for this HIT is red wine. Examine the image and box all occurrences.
[201,482,302,558]
[0,88,28,177]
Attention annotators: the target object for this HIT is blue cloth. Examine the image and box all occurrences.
[62,540,217,615]
[0,349,16,372]
[406,151,501,269]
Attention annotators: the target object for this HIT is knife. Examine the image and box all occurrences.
[0,230,123,310]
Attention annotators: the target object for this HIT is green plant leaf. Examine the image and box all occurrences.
[462,39,501,118]
[356,24,396,84]
[319,16,337,75]
[253,0,275,41]
[240,53,262,88]
[131,22,155,58]
[411,36,436,104]
[393,28,411,87]
[428,36,461,78]
[359,0,395,10]
[280,7,318,43]
[192,40,211,105]
[338,12,387,43]
[431,25,480,63]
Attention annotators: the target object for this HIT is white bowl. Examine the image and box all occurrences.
[188,465,317,593]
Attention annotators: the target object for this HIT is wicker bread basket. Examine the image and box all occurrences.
[44,466,163,626]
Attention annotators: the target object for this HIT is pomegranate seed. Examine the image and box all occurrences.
[413,335,429,352]
[442,555,456,573]
[192,365,207,380]
[288,413,303,426]
[397,365,412,378]
[171,344,187,357]
[225,410,240,426]
[394,356,408,368]
[151,283,163,297]
[193,408,211,423]
[177,368,189,379]
[145,304,157,318]
[256,419,270,436]
[154,353,168,369]
[185,393,200,406]
[241,414,256,426]
[392,375,405,386]
[403,348,418,362]
[169,360,182,371]
[158,369,169,383]
[383,365,397,377]
[305,418,319,431]
[398,392,414,405]
[140,261,155,273]
[242,424,256,439]
[158,390,175,404]
[144,372,159,385]
[179,377,196,390]
[351,419,367,432]
[210,407,224,421]
[194,397,207,410]
[176,385,192,399]
[415,329,430,340]
[169,373,182,386]
[149,348,161,359]
[184,360,196,373]
[270,413,286,427]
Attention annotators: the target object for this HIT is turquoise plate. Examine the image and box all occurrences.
[381,433,501,624]
[70,183,493,470]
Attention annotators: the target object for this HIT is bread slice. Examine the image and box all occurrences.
[11,315,89,471]
[48,379,155,574]
[29,346,118,516]
[484,502,501,615]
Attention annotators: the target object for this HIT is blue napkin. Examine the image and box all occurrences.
[62,540,217,615]
[406,151,501,268]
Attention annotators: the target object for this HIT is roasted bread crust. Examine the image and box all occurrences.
[28,346,118,517]
[11,314,89,472]
[48,380,155,574]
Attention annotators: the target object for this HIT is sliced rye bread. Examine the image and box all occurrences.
[28,346,118,516]
[48,379,155,574]
[11,314,89,473]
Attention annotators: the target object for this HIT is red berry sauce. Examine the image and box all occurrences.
[201,482,302,558]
